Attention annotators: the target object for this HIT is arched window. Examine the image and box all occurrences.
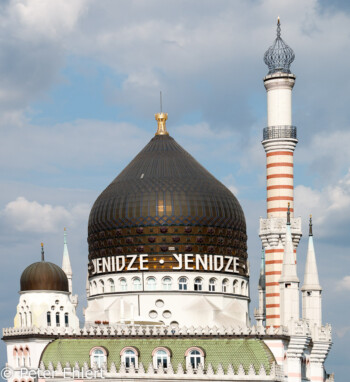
[152,347,171,369]
[162,277,172,290]
[24,312,27,327]
[13,348,19,367]
[120,347,138,369]
[47,312,51,326]
[64,313,69,327]
[19,313,22,327]
[93,281,97,294]
[147,277,156,290]
[99,280,105,293]
[120,278,127,291]
[241,281,245,295]
[107,278,115,292]
[90,347,107,369]
[209,278,216,292]
[133,277,142,291]
[24,347,30,367]
[194,278,202,291]
[185,347,205,369]
[19,348,25,367]
[56,312,60,327]
[222,279,229,293]
[178,277,188,291]
[233,279,238,294]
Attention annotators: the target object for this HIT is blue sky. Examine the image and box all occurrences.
[0,0,349,379]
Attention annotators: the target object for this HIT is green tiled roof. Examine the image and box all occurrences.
[41,338,275,372]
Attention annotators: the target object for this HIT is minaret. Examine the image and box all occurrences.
[259,18,302,327]
[62,228,73,294]
[301,216,322,327]
[254,248,266,328]
[279,205,300,326]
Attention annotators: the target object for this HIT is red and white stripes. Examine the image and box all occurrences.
[266,150,294,218]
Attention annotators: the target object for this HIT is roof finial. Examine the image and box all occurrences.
[309,214,313,236]
[41,242,45,261]
[64,227,67,244]
[264,17,295,74]
[287,203,291,225]
[155,99,169,137]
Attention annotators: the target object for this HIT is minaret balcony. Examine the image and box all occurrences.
[263,125,297,140]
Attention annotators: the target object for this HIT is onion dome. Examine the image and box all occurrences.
[20,243,69,292]
[88,112,248,275]
[264,17,295,74]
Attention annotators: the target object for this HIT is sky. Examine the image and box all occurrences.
[0,0,349,378]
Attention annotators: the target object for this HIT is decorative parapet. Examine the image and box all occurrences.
[259,217,302,248]
[5,322,320,340]
[310,323,332,343]
[36,360,283,381]
[3,324,272,338]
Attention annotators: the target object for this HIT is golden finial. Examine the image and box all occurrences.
[277,16,280,25]
[155,91,169,136]
[155,112,169,135]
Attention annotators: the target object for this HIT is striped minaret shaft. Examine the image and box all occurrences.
[264,73,296,217]
[262,73,298,328]
[259,19,302,328]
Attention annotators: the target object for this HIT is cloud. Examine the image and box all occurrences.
[2,196,89,233]
[295,169,350,242]
[0,119,149,177]
[335,275,350,291]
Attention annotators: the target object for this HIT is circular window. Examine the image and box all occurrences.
[155,299,164,308]
[163,310,172,319]
[149,310,158,319]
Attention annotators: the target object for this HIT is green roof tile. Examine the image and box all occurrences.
[41,337,275,373]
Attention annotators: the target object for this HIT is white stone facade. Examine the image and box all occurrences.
[86,271,250,327]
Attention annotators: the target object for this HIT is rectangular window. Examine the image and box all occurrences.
[65,313,69,327]
[47,312,51,326]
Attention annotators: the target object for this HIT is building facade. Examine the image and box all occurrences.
[2,20,334,382]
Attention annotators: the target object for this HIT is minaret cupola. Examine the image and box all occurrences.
[264,17,295,74]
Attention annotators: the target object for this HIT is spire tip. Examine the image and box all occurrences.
[41,242,45,261]
[309,214,313,236]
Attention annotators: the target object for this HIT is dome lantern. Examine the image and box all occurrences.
[264,18,295,75]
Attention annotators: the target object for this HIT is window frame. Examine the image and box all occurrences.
[107,278,115,292]
[132,277,142,291]
[185,347,205,370]
[152,347,171,369]
[120,347,139,369]
[209,278,216,292]
[178,277,188,291]
[222,278,229,293]
[146,277,157,290]
[120,278,127,291]
[89,347,108,369]
[162,277,172,290]
[194,278,203,291]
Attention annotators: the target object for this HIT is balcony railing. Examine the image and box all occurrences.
[263,125,297,140]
